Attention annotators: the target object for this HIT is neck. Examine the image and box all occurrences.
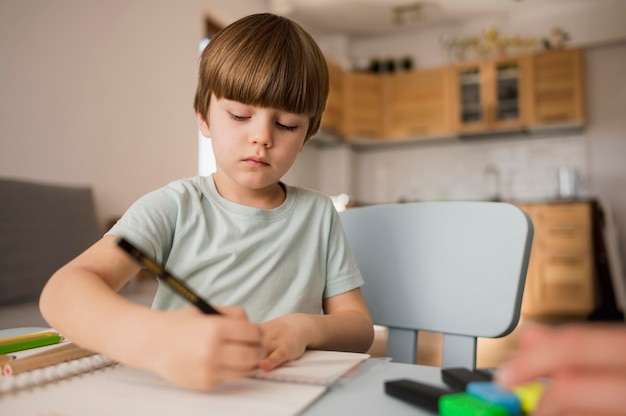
[212,174,286,209]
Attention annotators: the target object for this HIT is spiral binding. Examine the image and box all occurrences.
[0,354,116,395]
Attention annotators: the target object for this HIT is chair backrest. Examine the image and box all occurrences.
[0,178,100,306]
[339,201,533,368]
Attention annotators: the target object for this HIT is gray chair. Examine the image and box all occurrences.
[339,201,533,368]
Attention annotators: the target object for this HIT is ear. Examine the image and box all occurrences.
[197,113,210,138]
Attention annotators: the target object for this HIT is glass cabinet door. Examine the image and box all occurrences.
[494,61,521,125]
[453,62,491,133]
[459,68,483,124]
[453,57,528,133]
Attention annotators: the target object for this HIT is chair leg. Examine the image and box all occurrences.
[387,328,417,364]
[442,334,477,369]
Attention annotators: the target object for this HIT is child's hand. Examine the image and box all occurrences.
[258,314,310,371]
[496,324,626,415]
[148,306,264,390]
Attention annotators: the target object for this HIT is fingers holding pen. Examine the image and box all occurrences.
[151,307,264,390]
[211,307,266,366]
[191,319,265,389]
[216,316,266,369]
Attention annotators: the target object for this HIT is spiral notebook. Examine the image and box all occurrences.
[0,336,369,416]
[0,339,117,395]
[0,328,369,416]
[1,345,367,393]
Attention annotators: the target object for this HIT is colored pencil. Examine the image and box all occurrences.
[2,342,96,375]
[0,332,62,355]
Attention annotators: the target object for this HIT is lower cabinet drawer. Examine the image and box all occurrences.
[534,255,594,315]
[518,201,595,318]
[533,202,590,225]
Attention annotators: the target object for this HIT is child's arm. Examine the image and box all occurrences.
[259,288,374,370]
[39,235,264,389]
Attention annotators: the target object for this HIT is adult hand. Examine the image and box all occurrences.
[496,323,626,415]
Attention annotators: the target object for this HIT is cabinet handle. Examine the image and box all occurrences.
[538,113,571,123]
[549,256,583,264]
[410,126,428,135]
[546,227,579,236]
[536,242,586,255]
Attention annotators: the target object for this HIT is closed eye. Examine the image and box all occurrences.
[229,113,248,121]
[276,122,298,132]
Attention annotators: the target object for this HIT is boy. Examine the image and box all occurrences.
[40,13,374,390]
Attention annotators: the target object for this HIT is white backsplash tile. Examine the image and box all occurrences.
[351,133,587,204]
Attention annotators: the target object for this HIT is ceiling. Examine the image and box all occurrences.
[268,0,594,38]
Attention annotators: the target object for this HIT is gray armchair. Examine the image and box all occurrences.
[0,178,100,307]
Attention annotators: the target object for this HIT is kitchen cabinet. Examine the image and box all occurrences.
[321,58,345,136]
[318,48,586,145]
[517,202,595,318]
[343,71,385,138]
[385,67,454,139]
[527,48,585,126]
[450,56,530,134]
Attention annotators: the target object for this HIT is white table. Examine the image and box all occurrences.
[0,328,444,416]
[304,359,443,415]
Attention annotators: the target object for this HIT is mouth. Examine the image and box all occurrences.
[242,157,270,168]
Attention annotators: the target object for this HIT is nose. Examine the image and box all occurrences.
[249,120,273,148]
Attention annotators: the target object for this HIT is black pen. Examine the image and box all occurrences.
[117,237,221,315]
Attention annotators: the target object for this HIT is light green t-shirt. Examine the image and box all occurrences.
[107,176,363,323]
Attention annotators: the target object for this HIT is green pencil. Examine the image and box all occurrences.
[0,332,63,355]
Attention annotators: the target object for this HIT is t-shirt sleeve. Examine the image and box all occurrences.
[323,206,364,299]
[106,187,179,266]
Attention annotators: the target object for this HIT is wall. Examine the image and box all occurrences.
[0,0,265,228]
[586,42,626,269]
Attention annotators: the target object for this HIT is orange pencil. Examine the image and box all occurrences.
[0,331,58,346]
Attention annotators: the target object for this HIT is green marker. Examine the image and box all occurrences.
[439,392,508,416]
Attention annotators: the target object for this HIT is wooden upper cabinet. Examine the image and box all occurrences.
[450,56,530,134]
[343,71,385,139]
[527,48,585,126]
[321,57,345,136]
[318,48,586,144]
[385,67,454,140]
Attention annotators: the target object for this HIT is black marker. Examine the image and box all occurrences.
[117,237,220,315]
[385,378,451,412]
[441,367,493,392]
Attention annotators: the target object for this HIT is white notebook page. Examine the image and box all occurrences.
[250,350,370,385]
[0,350,369,416]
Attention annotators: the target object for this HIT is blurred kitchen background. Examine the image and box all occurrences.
[2,0,626,347]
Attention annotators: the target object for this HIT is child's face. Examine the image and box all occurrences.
[199,95,309,194]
